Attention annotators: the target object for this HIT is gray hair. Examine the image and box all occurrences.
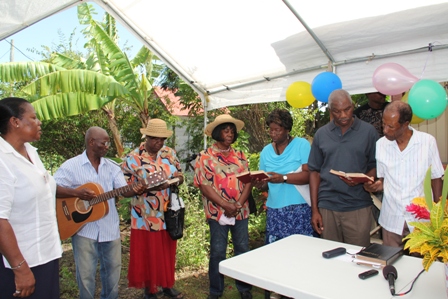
[85,126,107,146]
[328,89,352,109]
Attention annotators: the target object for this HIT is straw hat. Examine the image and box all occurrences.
[140,119,173,138]
[204,114,244,137]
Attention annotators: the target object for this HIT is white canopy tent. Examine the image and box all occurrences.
[1,0,448,111]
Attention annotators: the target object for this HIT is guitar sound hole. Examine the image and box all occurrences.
[74,198,92,214]
[71,209,93,223]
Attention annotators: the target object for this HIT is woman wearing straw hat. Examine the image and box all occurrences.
[194,114,253,299]
[122,119,184,299]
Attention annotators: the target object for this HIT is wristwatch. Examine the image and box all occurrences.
[283,175,288,183]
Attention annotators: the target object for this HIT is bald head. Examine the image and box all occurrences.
[85,126,108,148]
[384,101,413,124]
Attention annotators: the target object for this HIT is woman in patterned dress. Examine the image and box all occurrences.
[194,114,253,299]
[123,119,184,299]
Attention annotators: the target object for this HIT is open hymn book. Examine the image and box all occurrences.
[329,169,374,183]
[236,170,270,184]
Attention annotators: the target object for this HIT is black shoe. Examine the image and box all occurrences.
[240,290,252,299]
[162,288,183,299]
[207,295,220,299]
[144,293,158,299]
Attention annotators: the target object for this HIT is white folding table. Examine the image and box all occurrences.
[219,234,446,299]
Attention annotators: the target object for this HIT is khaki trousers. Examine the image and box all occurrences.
[320,206,372,247]
[382,222,410,248]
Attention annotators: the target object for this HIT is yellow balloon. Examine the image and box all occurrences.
[286,81,315,108]
[401,91,409,103]
[401,91,425,124]
[410,114,425,124]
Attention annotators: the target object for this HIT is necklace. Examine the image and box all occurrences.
[274,135,292,155]
[217,146,231,153]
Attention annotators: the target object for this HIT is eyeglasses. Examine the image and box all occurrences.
[146,136,167,142]
[92,138,111,147]
[266,128,284,135]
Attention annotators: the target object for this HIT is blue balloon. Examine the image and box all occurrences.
[311,72,342,103]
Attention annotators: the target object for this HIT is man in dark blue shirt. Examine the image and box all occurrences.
[308,89,379,247]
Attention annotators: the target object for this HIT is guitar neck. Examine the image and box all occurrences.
[88,171,166,206]
[89,183,136,206]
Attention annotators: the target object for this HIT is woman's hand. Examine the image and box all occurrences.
[148,182,170,191]
[266,172,284,184]
[132,182,148,195]
[173,174,184,186]
[223,201,241,217]
[13,265,35,298]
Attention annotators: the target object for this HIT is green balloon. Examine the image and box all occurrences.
[408,79,447,120]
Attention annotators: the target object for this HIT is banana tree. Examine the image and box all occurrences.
[0,61,127,120]
[0,3,168,157]
[66,3,166,155]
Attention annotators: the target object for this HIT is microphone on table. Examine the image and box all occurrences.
[383,265,398,295]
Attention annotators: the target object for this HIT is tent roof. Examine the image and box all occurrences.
[2,0,448,110]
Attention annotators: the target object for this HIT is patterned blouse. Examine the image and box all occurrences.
[194,143,250,221]
[123,142,182,232]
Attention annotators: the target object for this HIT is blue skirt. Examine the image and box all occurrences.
[266,204,313,244]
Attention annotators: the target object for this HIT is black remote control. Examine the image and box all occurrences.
[322,247,346,258]
[358,269,379,280]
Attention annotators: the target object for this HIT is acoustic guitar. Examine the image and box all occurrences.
[56,171,166,240]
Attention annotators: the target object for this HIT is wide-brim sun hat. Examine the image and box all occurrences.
[140,118,173,138]
[204,114,244,137]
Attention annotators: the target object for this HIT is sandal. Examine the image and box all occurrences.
[162,288,184,299]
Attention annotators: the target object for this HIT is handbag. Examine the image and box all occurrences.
[164,185,185,240]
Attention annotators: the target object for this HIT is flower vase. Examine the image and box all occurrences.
[445,263,448,297]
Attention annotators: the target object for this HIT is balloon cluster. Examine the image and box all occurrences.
[286,72,342,108]
[372,63,447,120]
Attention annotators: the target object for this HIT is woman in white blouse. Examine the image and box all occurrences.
[0,97,94,299]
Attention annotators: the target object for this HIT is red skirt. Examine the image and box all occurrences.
[128,229,177,293]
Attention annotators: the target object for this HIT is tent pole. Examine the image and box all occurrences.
[282,0,335,64]
[200,93,208,150]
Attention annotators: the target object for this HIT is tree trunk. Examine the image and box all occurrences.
[139,111,150,128]
[233,104,270,152]
[102,107,124,157]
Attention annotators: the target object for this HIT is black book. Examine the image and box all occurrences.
[356,243,403,266]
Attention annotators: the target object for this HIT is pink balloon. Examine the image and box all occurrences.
[372,63,419,95]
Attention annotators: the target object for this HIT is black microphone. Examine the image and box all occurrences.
[383,265,398,295]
